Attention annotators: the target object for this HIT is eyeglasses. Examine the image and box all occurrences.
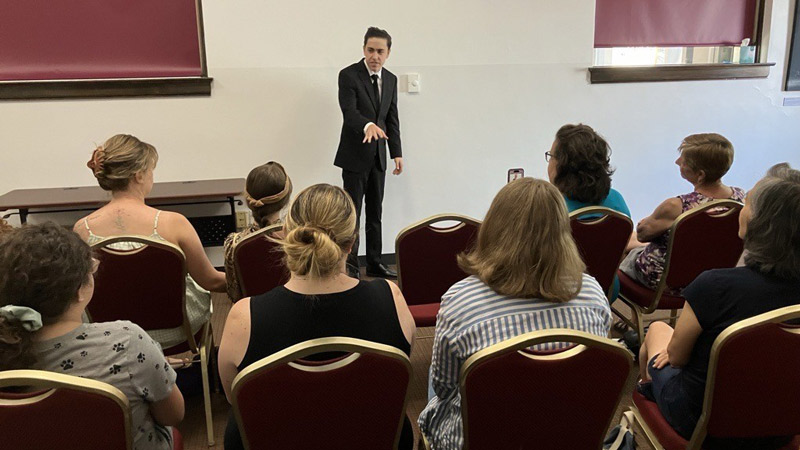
[544,151,552,162]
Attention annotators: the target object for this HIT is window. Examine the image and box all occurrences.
[0,0,211,100]
[589,0,773,83]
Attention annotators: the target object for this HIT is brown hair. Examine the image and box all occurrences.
[87,134,158,191]
[0,223,93,370]
[245,162,293,228]
[552,124,614,204]
[458,178,586,301]
[743,163,800,280]
[364,26,392,49]
[679,133,734,183]
[279,184,356,278]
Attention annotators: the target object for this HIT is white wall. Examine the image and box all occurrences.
[1,0,798,255]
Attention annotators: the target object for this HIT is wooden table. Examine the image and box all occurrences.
[0,178,245,225]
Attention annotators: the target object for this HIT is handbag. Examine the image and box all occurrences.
[603,410,637,450]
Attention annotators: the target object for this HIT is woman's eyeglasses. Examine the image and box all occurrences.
[544,151,552,162]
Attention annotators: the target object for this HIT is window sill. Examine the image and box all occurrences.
[0,76,213,100]
[588,63,775,84]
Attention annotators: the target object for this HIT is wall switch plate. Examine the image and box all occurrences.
[407,73,420,93]
[236,211,249,230]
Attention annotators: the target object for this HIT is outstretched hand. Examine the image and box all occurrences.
[363,123,389,143]
[393,157,404,175]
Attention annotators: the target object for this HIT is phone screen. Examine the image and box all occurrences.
[507,168,524,183]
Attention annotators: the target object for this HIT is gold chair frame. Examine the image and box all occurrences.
[0,369,133,450]
[568,206,634,300]
[614,200,743,344]
[631,304,800,450]
[90,235,216,446]
[231,336,413,450]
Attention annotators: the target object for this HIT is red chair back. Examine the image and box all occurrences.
[395,214,479,306]
[89,236,187,332]
[0,370,132,450]
[233,224,288,299]
[569,207,633,297]
[461,329,632,450]
[663,200,743,290]
[698,305,800,441]
[231,337,412,450]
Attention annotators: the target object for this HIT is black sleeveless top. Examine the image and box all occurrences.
[238,278,411,370]
[225,279,413,450]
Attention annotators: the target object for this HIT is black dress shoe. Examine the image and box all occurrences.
[346,263,361,280]
[366,263,397,278]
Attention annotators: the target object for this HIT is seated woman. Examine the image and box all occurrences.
[547,123,630,217]
[639,163,800,449]
[621,133,745,289]
[223,161,292,301]
[74,134,225,348]
[418,178,611,450]
[218,183,416,450]
[0,223,184,450]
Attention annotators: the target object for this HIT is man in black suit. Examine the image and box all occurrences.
[334,27,403,279]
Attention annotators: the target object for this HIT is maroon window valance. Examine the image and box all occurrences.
[595,0,758,48]
[0,0,204,81]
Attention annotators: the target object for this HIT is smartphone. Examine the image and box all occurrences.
[507,168,524,183]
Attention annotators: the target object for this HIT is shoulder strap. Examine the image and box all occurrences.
[153,210,162,233]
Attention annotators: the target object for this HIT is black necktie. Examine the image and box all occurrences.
[371,74,381,113]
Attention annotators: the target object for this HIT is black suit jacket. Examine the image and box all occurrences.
[334,59,402,173]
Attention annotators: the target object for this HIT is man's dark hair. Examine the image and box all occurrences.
[364,27,392,49]
[552,124,614,204]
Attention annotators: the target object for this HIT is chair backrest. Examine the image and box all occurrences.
[395,214,480,306]
[89,235,190,336]
[569,207,633,297]
[660,200,743,292]
[231,337,412,450]
[687,305,800,449]
[460,329,632,450]
[232,224,288,299]
[0,370,131,450]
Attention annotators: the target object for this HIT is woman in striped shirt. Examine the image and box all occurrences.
[418,177,612,450]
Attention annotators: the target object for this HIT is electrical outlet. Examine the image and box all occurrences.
[235,211,249,230]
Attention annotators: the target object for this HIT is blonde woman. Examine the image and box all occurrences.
[418,178,611,450]
[222,161,292,301]
[74,134,225,349]
[218,183,416,450]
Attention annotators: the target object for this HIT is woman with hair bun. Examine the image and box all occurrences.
[0,223,184,450]
[223,161,292,301]
[74,134,225,348]
[218,183,416,450]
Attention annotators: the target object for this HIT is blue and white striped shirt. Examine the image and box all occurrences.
[418,274,612,450]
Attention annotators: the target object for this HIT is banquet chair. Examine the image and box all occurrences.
[569,206,633,299]
[0,369,185,450]
[632,304,800,450]
[615,200,743,346]
[232,223,287,299]
[231,337,412,450]
[395,214,480,327]
[89,235,215,446]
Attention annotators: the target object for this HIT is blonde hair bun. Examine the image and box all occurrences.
[278,184,357,278]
